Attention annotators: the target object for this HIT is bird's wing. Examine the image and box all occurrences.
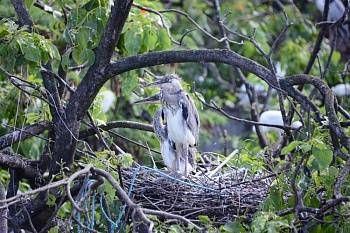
[180,93,200,142]
[153,108,167,140]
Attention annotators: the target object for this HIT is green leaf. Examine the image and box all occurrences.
[156,28,171,50]
[61,49,72,71]
[72,47,95,66]
[26,112,40,124]
[121,71,138,95]
[311,146,333,170]
[17,40,41,63]
[120,153,133,167]
[95,150,115,159]
[124,28,142,55]
[0,24,9,38]
[281,140,303,155]
[198,215,211,225]
[77,27,91,48]
[142,27,157,51]
[222,221,247,233]
[47,193,56,207]
[24,0,35,9]
[48,226,59,233]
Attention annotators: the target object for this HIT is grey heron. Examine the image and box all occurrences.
[139,74,200,175]
[153,108,195,175]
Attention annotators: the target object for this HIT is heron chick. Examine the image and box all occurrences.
[153,108,195,176]
[140,74,200,175]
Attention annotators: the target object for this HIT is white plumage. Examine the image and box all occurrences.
[332,83,350,97]
[144,74,199,176]
[315,0,345,22]
[99,90,116,113]
[160,141,193,175]
[164,107,196,146]
[258,110,302,134]
[153,108,194,176]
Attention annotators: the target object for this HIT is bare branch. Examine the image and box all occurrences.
[0,181,7,232]
[334,157,350,198]
[50,0,134,173]
[79,121,153,139]
[143,208,202,231]
[11,0,33,29]
[66,165,92,212]
[91,167,154,232]
[0,151,41,180]
[0,121,50,150]
[304,0,330,74]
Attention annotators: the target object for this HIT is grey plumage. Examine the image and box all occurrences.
[140,74,200,176]
[153,108,195,175]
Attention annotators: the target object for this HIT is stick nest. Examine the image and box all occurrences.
[121,166,273,224]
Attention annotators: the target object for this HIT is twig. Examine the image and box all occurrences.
[91,167,154,232]
[208,150,238,178]
[66,165,92,212]
[0,178,69,206]
[143,208,203,231]
[334,157,350,198]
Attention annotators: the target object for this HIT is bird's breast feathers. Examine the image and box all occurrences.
[165,108,196,145]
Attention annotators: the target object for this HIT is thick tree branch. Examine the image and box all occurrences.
[0,151,41,180]
[11,0,33,29]
[79,121,153,139]
[0,121,50,150]
[70,48,348,156]
[49,0,134,174]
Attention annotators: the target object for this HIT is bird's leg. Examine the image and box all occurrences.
[184,144,189,176]
[175,143,181,172]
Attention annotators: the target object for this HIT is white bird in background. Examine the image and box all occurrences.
[258,110,303,135]
[99,89,116,113]
[332,83,350,97]
[139,74,200,176]
[314,0,350,60]
[315,0,345,22]
[153,108,194,175]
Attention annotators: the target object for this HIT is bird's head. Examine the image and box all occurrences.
[144,74,182,92]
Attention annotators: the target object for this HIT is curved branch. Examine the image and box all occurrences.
[283,75,350,151]
[79,121,153,139]
[72,49,275,120]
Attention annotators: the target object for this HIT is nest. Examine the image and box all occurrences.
[121,166,273,224]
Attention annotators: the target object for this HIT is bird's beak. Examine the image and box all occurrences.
[142,77,168,87]
[133,93,161,104]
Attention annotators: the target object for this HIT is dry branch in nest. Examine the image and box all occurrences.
[121,165,274,225]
